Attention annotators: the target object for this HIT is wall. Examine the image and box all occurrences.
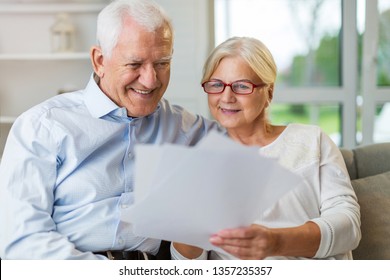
[156,0,213,116]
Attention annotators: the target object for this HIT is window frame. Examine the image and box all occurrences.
[361,0,390,145]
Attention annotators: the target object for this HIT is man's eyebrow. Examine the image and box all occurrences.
[127,56,172,62]
[158,55,173,61]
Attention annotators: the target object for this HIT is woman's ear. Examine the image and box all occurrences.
[90,45,105,78]
[268,84,274,102]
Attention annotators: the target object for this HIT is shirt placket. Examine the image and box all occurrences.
[123,120,136,193]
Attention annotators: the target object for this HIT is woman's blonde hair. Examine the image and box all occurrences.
[202,37,277,85]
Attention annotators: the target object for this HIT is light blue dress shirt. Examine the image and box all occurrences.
[0,75,219,259]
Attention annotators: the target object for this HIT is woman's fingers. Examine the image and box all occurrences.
[209,225,272,259]
[210,234,252,247]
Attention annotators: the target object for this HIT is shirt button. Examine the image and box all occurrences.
[121,204,128,209]
[118,238,124,245]
[128,151,134,159]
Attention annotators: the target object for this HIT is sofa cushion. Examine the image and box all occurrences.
[351,171,390,260]
[353,142,390,178]
[339,148,357,180]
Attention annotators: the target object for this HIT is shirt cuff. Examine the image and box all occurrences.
[310,218,333,258]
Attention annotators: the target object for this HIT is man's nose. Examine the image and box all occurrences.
[139,65,157,88]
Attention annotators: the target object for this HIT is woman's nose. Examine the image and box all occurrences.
[220,85,236,102]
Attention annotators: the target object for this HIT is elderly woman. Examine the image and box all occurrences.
[172,37,361,260]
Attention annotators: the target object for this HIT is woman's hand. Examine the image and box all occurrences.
[209,222,320,260]
[209,224,277,259]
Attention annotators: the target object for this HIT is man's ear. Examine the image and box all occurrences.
[90,45,105,78]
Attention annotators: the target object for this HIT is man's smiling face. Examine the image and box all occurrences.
[98,16,173,117]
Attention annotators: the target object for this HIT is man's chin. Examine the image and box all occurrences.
[126,105,159,118]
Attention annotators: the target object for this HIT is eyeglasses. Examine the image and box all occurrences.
[202,80,267,95]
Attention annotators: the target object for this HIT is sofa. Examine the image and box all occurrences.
[340,142,390,260]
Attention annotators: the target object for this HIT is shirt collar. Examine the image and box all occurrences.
[84,73,119,119]
[83,73,162,120]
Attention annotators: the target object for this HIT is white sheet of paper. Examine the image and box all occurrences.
[123,132,302,251]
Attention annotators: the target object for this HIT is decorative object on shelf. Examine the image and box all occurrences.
[50,13,75,53]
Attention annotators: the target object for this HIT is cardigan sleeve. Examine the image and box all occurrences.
[311,131,361,258]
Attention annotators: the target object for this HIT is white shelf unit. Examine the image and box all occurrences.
[0,1,107,155]
[0,52,90,60]
[0,2,106,14]
[0,116,16,124]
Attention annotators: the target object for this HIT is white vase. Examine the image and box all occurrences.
[50,13,76,53]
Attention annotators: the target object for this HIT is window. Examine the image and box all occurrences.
[377,0,390,87]
[361,0,390,144]
[214,0,390,147]
[216,0,342,87]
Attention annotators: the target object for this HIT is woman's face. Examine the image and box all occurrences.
[207,56,271,131]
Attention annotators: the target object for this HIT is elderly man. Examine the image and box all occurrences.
[0,0,219,260]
